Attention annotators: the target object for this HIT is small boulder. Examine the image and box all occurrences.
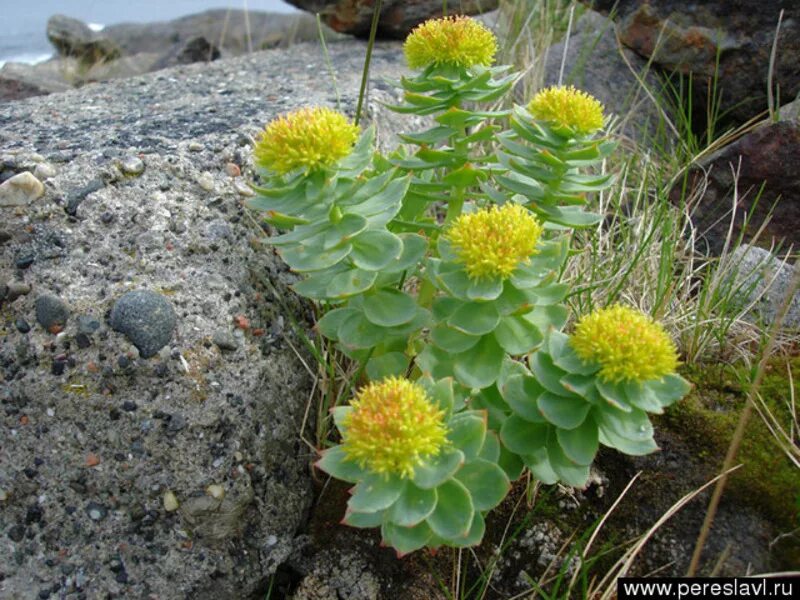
[110,290,177,358]
[35,295,70,332]
[0,172,44,207]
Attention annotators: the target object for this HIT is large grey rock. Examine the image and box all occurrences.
[47,14,122,65]
[286,0,498,37]
[529,10,674,147]
[584,0,800,124]
[0,40,416,599]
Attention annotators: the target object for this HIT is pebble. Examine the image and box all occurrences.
[163,491,179,512]
[206,484,225,500]
[85,502,108,521]
[0,488,7,502]
[7,524,25,542]
[197,172,215,192]
[120,156,145,176]
[0,172,44,207]
[188,142,204,152]
[234,179,255,196]
[15,254,35,269]
[6,281,31,300]
[109,290,177,358]
[35,294,70,332]
[0,229,11,245]
[76,315,101,334]
[122,401,137,412]
[224,162,241,177]
[33,163,57,180]
[65,179,105,216]
[15,319,31,333]
[212,329,238,351]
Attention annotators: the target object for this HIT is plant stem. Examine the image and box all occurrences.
[354,0,383,126]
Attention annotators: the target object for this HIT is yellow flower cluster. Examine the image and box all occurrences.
[446,203,544,280]
[253,106,359,174]
[341,377,448,479]
[404,15,497,70]
[569,305,679,383]
[528,86,605,135]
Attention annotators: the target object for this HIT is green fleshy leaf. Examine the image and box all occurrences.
[398,126,454,145]
[280,242,351,272]
[447,301,501,336]
[426,479,474,539]
[292,270,336,300]
[523,446,559,485]
[413,448,465,489]
[495,283,537,315]
[537,392,591,429]
[500,414,548,455]
[623,381,663,414]
[415,344,454,381]
[384,307,431,337]
[431,325,481,353]
[322,214,369,250]
[455,459,510,511]
[560,373,599,401]
[479,431,501,463]
[594,405,654,442]
[497,356,531,391]
[501,374,546,423]
[326,268,378,299]
[348,474,404,512]
[431,295,462,321]
[449,511,485,548]
[453,335,504,389]
[493,315,544,355]
[350,230,403,271]
[419,376,456,415]
[547,433,591,487]
[447,412,487,461]
[266,220,326,246]
[317,307,357,341]
[556,417,599,466]
[498,443,525,481]
[316,445,363,483]
[387,482,438,527]
[383,233,428,274]
[363,289,417,327]
[337,311,387,349]
[466,277,504,302]
[596,379,633,412]
[331,406,352,434]
[647,374,691,407]
[366,352,409,380]
[470,386,510,431]
[354,176,410,227]
[598,427,659,456]
[435,263,472,300]
[524,304,568,331]
[342,509,384,528]
[382,521,433,556]
[529,351,572,396]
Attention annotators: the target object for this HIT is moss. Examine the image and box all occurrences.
[663,358,800,530]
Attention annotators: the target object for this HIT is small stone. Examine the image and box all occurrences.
[167,414,186,433]
[118,355,131,369]
[51,359,66,376]
[85,453,100,467]
[197,172,215,192]
[163,490,179,512]
[188,141,204,152]
[65,179,104,216]
[15,319,31,333]
[100,211,114,224]
[86,502,107,521]
[14,254,34,269]
[122,401,137,412]
[35,294,69,332]
[76,315,101,335]
[33,163,57,180]
[212,329,238,351]
[6,281,31,300]
[224,162,241,177]
[205,484,225,500]
[0,229,11,245]
[0,488,8,502]
[7,524,25,542]
[234,180,255,196]
[75,333,91,348]
[109,290,177,358]
[0,172,44,207]
[120,156,145,176]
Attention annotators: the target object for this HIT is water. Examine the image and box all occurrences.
[0,0,297,66]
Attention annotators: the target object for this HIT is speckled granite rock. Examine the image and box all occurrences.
[0,40,416,600]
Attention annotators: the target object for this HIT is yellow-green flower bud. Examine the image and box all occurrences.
[528,85,605,135]
[445,203,544,280]
[341,377,448,479]
[404,16,497,70]
[253,106,359,174]
[570,305,679,383]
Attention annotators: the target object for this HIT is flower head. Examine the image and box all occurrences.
[569,305,679,383]
[528,86,605,136]
[254,106,359,174]
[341,377,448,479]
[446,203,544,280]
[404,16,497,70]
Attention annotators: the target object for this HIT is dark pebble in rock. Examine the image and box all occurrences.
[15,319,30,333]
[118,355,131,369]
[122,401,137,412]
[75,333,91,349]
[0,229,11,245]
[115,571,129,584]
[109,290,176,358]
[35,295,69,331]
[25,505,43,524]
[76,315,101,335]
[7,524,25,542]
[65,178,104,216]
[15,254,34,269]
[212,329,238,351]
[85,502,107,521]
[167,414,186,433]
[100,211,114,224]
[52,359,66,376]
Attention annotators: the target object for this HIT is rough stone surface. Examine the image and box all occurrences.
[286,0,498,37]
[729,244,800,329]
[673,99,800,255]
[585,0,800,123]
[530,10,674,147]
[109,290,178,358]
[0,171,45,207]
[0,40,422,599]
[47,14,122,65]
